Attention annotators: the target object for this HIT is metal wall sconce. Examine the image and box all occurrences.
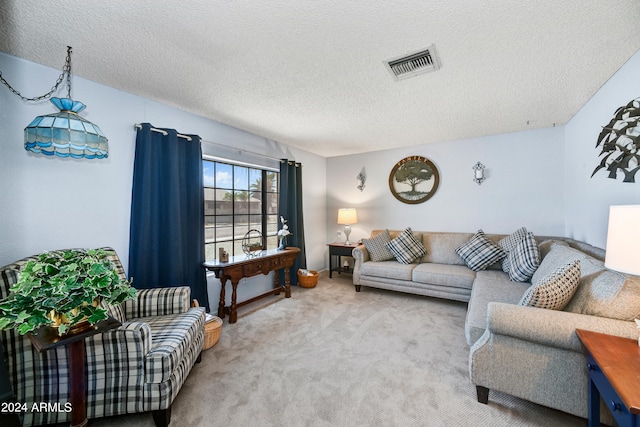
[356,167,366,191]
[472,162,486,185]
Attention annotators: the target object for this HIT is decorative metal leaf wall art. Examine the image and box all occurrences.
[592,97,640,183]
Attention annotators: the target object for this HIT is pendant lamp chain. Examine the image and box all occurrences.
[0,46,72,102]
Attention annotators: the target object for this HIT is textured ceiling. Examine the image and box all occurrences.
[1,1,640,157]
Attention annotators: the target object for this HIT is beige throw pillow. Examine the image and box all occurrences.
[519,260,580,310]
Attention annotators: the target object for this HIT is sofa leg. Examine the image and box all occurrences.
[476,386,489,404]
[196,351,202,363]
[152,407,171,427]
[355,285,361,292]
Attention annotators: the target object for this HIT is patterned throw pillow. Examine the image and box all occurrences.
[519,260,581,310]
[508,231,540,282]
[498,227,528,273]
[385,227,427,264]
[455,230,506,272]
[362,229,395,262]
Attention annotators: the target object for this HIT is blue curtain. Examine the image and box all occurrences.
[128,123,209,309]
[279,160,307,285]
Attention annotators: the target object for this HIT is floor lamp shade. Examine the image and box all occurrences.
[605,205,640,275]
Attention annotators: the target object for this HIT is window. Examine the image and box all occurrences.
[204,159,279,259]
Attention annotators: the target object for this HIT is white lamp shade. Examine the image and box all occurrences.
[605,205,640,275]
[337,208,358,225]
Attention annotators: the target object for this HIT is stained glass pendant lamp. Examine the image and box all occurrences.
[1,46,108,159]
[24,97,108,159]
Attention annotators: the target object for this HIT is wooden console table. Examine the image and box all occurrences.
[203,247,300,324]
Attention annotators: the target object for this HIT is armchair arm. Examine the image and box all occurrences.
[89,321,153,358]
[124,286,191,319]
[482,302,638,353]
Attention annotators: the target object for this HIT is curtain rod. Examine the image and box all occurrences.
[133,123,286,163]
[133,124,192,141]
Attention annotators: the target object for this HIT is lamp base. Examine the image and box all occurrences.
[344,225,352,245]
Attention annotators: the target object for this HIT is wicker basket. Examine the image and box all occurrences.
[297,269,319,288]
[203,314,222,350]
[192,300,223,350]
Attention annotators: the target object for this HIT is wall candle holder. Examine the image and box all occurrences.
[473,162,486,185]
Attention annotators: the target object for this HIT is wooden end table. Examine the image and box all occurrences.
[28,317,121,427]
[327,243,358,278]
[576,329,640,427]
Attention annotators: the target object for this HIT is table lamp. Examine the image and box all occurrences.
[605,205,640,275]
[337,208,358,245]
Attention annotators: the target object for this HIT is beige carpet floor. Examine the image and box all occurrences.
[91,273,585,427]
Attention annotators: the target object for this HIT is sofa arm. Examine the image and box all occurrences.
[482,302,638,353]
[124,286,192,319]
[352,245,370,285]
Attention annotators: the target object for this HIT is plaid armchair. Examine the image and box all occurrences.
[0,248,206,427]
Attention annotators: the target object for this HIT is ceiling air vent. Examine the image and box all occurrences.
[384,45,441,81]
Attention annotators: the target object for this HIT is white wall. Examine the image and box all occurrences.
[326,49,640,252]
[3,45,639,307]
[0,52,327,311]
[564,49,640,247]
[326,127,566,245]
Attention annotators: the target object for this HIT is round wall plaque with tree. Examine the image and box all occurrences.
[388,155,440,204]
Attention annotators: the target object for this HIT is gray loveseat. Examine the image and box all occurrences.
[352,229,640,423]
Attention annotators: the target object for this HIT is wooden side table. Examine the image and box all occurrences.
[28,317,121,427]
[576,329,640,427]
[0,339,20,427]
[327,243,358,278]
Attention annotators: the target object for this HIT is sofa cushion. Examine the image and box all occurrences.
[362,229,395,262]
[538,239,570,261]
[564,269,640,321]
[508,231,540,282]
[519,260,580,310]
[455,230,506,272]
[412,263,476,290]
[140,309,205,384]
[385,227,427,264]
[361,260,417,281]
[532,243,605,285]
[530,243,640,319]
[420,232,474,265]
[464,270,530,345]
[498,227,528,273]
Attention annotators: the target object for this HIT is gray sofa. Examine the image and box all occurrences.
[352,229,640,423]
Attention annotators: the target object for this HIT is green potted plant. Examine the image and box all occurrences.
[0,248,136,335]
